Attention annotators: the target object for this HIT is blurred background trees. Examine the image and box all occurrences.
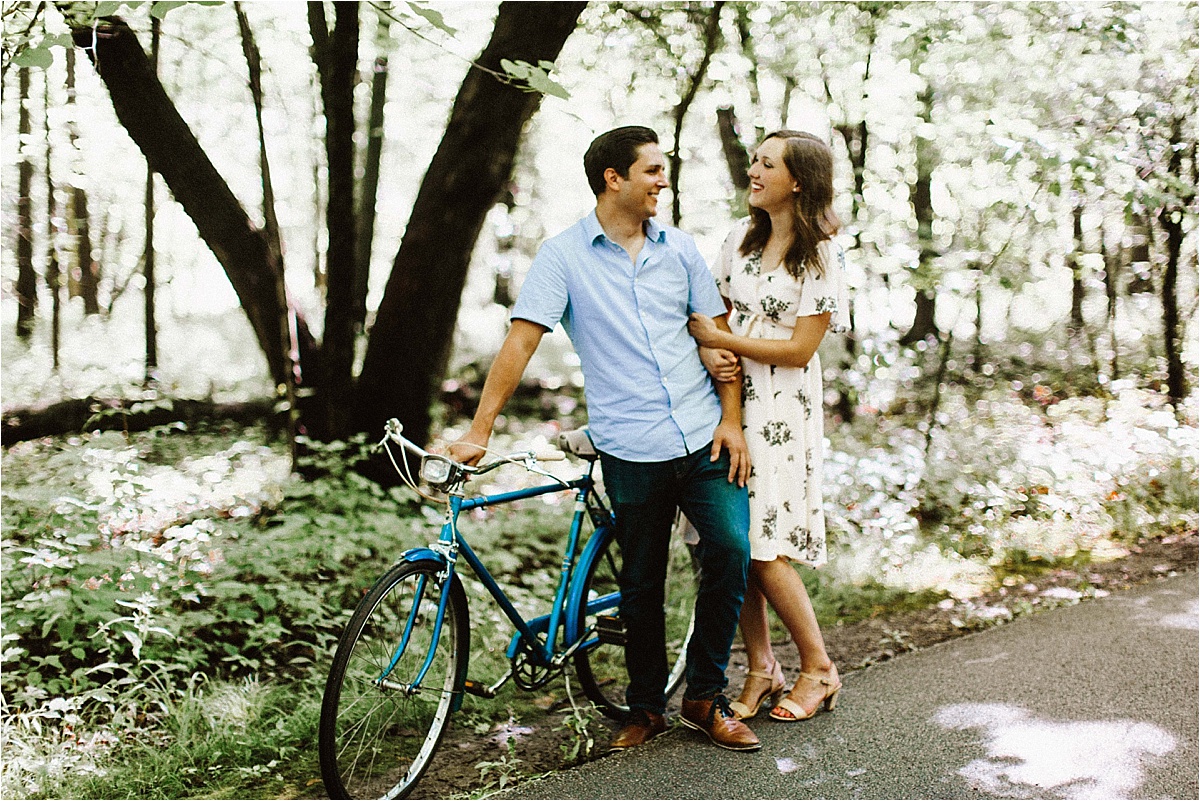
[1,0,1196,452]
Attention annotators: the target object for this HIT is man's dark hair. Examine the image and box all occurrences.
[583,126,659,196]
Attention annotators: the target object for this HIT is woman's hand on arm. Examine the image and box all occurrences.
[690,311,831,369]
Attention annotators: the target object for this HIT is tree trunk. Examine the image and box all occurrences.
[309,0,360,440]
[2,396,276,444]
[900,85,939,347]
[732,4,764,143]
[1068,200,1086,338]
[69,38,100,319]
[45,68,62,368]
[355,34,390,331]
[236,2,297,455]
[716,106,750,191]
[1157,116,1193,408]
[16,65,37,342]
[1101,232,1119,379]
[668,1,724,226]
[69,15,291,386]
[144,18,159,381]
[355,1,587,449]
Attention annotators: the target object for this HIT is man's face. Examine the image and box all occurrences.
[613,143,670,220]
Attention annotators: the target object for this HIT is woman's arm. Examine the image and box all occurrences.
[688,312,831,369]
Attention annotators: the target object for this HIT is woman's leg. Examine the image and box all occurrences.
[738,574,775,671]
[732,570,784,716]
[753,557,839,717]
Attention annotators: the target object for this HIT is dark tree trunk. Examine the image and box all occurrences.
[70,36,100,319]
[16,65,37,341]
[355,45,390,331]
[355,1,587,449]
[900,85,939,347]
[236,2,297,455]
[1101,233,1120,379]
[309,0,360,440]
[144,18,159,380]
[2,396,275,444]
[45,69,61,368]
[69,16,291,386]
[1157,116,1193,408]
[1068,201,1086,338]
[668,1,724,226]
[716,106,750,191]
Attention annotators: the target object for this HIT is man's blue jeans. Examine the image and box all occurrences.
[598,444,751,714]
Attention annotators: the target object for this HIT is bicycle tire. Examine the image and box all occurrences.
[572,523,698,719]
[319,559,469,800]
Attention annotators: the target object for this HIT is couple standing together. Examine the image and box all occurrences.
[450,125,849,752]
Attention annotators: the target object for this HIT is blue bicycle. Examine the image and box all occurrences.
[318,420,698,799]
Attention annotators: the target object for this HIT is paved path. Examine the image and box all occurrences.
[499,572,1198,800]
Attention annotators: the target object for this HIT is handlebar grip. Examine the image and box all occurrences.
[531,450,566,462]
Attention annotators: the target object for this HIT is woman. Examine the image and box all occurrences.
[688,129,849,722]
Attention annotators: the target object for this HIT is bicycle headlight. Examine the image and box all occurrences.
[421,455,454,485]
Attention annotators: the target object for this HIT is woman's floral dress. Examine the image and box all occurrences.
[715,219,849,566]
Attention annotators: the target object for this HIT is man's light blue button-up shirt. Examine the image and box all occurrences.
[511,211,727,462]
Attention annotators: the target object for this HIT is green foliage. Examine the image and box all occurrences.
[474,736,524,795]
[500,58,569,100]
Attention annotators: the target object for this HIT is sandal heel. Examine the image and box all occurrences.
[824,688,840,712]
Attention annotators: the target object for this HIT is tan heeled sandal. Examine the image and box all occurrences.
[769,670,841,722]
[728,661,786,720]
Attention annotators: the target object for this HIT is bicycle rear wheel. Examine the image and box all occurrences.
[319,560,468,800]
[573,520,698,719]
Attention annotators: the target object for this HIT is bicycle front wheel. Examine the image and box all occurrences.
[319,559,468,800]
[573,521,698,719]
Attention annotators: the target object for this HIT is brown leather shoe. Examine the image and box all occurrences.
[680,695,761,751]
[609,710,667,752]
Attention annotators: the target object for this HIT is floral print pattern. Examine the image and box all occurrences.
[712,219,850,566]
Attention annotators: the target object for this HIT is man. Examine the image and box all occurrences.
[449,126,758,752]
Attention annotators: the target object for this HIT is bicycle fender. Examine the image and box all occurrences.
[397,547,446,566]
[563,525,617,644]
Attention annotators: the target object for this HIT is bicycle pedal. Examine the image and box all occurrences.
[462,679,497,699]
[595,614,626,646]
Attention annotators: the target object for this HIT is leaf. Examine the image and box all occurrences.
[525,69,569,100]
[407,2,456,36]
[151,1,188,19]
[95,2,125,15]
[13,45,53,69]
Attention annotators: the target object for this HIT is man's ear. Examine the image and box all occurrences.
[603,166,622,192]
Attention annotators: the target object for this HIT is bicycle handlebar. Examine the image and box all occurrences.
[382,418,565,489]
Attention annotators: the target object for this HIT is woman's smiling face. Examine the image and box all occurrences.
[747,136,797,214]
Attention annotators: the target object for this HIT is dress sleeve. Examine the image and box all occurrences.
[795,239,851,334]
[715,219,748,301]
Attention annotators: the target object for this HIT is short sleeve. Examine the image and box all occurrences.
[678,231,727,318]
[511,241,569,331]
[714,219,749,300]
[795,239,851,334]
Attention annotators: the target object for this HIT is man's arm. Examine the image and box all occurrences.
[708,315,751,487]
[448,319,547,465]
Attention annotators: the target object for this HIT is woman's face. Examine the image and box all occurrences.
[747,137,797,214]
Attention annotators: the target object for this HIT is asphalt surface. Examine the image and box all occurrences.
[498,572,1199,800]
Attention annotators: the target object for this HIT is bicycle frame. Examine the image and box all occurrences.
[393,459,613,696]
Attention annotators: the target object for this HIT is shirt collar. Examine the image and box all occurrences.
[585,210,668,246]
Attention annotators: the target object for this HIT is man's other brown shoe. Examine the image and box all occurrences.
[680,695,761,751]
[609,710,667,752]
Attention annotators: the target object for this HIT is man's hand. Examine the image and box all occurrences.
[699,346,741,383]
[448,428,490,466]
[711,419,751,487]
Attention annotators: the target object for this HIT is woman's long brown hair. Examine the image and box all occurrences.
[740,130,841,279]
